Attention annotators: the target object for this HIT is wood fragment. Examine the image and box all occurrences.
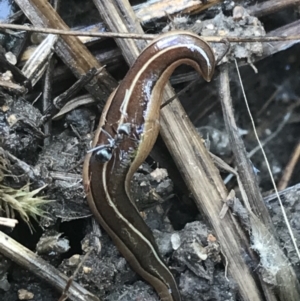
[15,0,118,105]
[0,231,100,301]
[22,34,58,87]
[278,141,300,190]
[219,64,300,301]
[248,0,300,18]
[262,19,300,59]
[20,22,107,63]
[0,79,27,95]
[0,218,18,228]
[0,52,29,87]
[53,67,100,109]
[133,0,222,23]
[42,55,55,146]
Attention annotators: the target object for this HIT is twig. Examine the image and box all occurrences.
[15,0,117,105]
[235,59,300,260]
[277,141,300,191]
[58,249,93,301]
[0,217,18,228]
[161,79,199,109]
[234,60,300,301]
[0,23,300,42]
[248,0,300,17]
[43,55,55,146]
[262,19,300,58]
[54,67,103,109]
[219,64,278,301]
[0,231,99,301]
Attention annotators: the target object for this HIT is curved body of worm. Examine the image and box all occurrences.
[83,30,216,301]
